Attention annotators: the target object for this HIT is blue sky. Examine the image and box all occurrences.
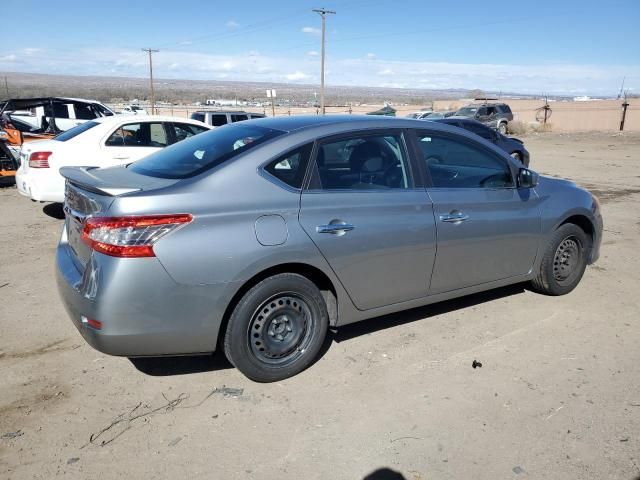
[2,0,639,95]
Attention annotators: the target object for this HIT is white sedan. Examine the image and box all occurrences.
[16,115,210,203]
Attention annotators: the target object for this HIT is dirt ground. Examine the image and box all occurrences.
[1,132,639,480]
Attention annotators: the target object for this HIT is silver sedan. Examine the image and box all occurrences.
[56,115,603,382]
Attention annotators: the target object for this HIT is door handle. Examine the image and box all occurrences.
[439,212,469,223]
[316,222,355,235]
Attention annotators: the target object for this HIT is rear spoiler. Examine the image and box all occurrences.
[60,166,141,196]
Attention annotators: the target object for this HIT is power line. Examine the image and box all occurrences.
[313,8,336,115]
[141,48,159,113]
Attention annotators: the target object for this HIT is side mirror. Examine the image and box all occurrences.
[517,168,539,188]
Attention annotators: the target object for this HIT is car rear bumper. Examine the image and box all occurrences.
[17,168,65,202]
[56,228,239,357]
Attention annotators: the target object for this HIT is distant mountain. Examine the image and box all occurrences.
[0,71,536,105]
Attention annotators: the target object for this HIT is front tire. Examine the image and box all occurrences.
[498,122,508,135]
[223,273,329,382]
[531,224,590,296]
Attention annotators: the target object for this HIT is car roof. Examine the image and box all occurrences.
[94,115,210,127]
[431,116,487,126]
[238,114,483,136]
[194,110,252,114]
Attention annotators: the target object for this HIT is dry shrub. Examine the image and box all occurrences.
[508,120,553,135]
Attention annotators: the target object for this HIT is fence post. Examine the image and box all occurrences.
[620,99,630,131]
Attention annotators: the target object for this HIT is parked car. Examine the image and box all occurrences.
[190,110,266,128]
[429,117,530,166]
[406,111,433,119]
[16,115,210,202]
[56,115,602,382]
[1,97,116,132]
[120,105,148,115]
[455,102,514,134]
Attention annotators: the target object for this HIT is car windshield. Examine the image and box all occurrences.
[456,107,478,116]
[129,124,285,179]
[54,121,99,141]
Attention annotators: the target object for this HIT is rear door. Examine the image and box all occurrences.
[411,130,540,294]
[299,130,437,311]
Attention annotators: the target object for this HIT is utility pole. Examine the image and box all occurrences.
[142,48,159,114]
[3,76,8,97]
[313,8,335,115]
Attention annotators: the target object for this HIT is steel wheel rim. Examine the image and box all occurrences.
[553,236,581,284]
[248,293,314,366]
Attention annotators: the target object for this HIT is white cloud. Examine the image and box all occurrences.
[23,48,42,56]
[301,26,321,35]
[178,40,193,46]
[285,71,311,81]
[307,51,319,57]
[0,47,637,95]
[226,20,240,28]
[366,53,376,59]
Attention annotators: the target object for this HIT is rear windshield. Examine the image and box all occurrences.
[129,124,285,179]
[54,121,99,142]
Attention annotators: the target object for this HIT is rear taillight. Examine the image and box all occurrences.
[29,151,52,168]
[81,214,192,258]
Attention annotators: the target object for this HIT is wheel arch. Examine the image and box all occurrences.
[558,214,594,243]
[217,262,339,349]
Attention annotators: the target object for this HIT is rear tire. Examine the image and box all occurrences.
[223,273,329,382]
[531,224,590,296]
[498,122,508,135]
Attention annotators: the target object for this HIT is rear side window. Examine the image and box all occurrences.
[463,122,494,141]
[44,103,70,119]
[231,114,249,122]
[130,124,285,179]
[416,132,513,189]
[54,121,99,141]
[264,144,312,189]
[190,113,205,122]
[211,114,228,127]
[105,122,167,147]
[497,104,512,114]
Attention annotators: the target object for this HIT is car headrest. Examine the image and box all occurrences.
[349,141,383,172]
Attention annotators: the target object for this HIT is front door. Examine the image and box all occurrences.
[299,131,437,311]
[413,130,541,294]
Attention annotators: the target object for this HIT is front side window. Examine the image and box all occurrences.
[74,104,97,120]
[264,144,312,189]
[170,123,209,143]
[105,122,167,147]
[311,134,410,190]
[130,124,284,179]
[416,133,513,189]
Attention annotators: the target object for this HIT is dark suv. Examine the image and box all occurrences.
[430,117,529,166]
[455,103,513,134]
